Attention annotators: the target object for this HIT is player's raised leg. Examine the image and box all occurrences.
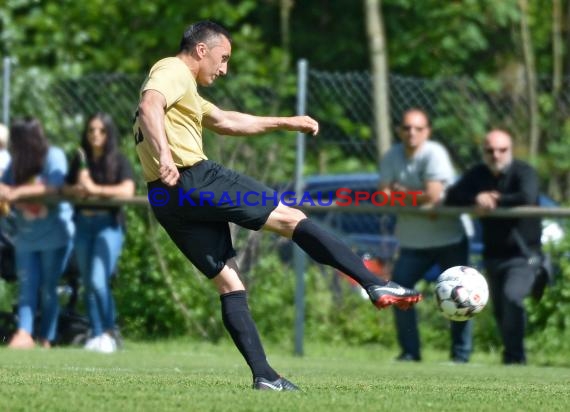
[263,203,422,309]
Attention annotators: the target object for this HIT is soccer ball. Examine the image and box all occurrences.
[434,266,489,321]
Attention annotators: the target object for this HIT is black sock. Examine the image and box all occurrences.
[220,291,279,381]
[292,218,386,289]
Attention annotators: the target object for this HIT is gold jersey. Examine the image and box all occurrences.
[134,57,214,182]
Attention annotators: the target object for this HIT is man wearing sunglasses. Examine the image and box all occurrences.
[445,129,542,365]
[379,108,472,364]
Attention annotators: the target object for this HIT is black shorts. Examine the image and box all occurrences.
[147,160,278,278]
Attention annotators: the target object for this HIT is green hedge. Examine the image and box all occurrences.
[114,208,570,365]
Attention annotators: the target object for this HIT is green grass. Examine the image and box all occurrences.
[1,340,569,412]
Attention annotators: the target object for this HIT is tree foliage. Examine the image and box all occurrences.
[2,1,567,78]
[1,0,268,75]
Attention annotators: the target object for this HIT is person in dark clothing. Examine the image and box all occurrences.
[445,129,541,364]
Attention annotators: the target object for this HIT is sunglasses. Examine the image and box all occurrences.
[400,125,429,132]
[484,147,509,154]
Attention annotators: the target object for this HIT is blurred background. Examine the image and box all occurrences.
[1,0,570,362]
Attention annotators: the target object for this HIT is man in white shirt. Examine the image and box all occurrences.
[379,108,472,363]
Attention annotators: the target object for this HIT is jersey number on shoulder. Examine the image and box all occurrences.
[132,110,144,145]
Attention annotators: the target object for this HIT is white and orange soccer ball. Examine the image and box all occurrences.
[434,266,489,321]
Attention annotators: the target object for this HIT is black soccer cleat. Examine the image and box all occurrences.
[253,376,301,391]
[366,281,423,310]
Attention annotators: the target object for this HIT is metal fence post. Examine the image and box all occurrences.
[293,59,308,356]
[2,57,11,126]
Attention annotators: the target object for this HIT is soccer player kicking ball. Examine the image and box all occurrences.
[134,20,422,391]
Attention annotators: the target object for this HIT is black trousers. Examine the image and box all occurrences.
[484,256,535,364]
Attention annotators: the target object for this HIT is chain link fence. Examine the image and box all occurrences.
[4,62,569,183]
[3,61,570,263]
[1,61,570,343]
[309,70,570,176]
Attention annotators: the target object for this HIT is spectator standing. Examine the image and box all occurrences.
[64,113,135,353]
[0,118,74,349]
[445,129,541,364]
[133,20,421,391]
[379,108,473,363]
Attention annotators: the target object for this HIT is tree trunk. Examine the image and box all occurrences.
[552,0,563,96]
[364,0,392,163]
[518,0,539,162]
[280,0,294,73]
[566,0,570,76]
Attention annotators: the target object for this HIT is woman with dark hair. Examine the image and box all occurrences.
[64,112,134,353]
[0,117,74,349]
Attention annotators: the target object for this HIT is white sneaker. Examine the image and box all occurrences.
[84,336,101,351]
[96,333,117,354]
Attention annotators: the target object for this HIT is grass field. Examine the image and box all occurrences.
[1,340,569,412]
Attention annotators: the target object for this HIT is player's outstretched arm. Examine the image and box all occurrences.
[203,106,319,137]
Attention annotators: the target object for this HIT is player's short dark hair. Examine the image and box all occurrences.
[179,21,232,53]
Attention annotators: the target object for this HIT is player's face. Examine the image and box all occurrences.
[87,118,107,151]
[197,36,231,87]
[398,111,431,154]
[483,131,513,173]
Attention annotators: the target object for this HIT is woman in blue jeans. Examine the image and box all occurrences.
[64,112,134,353]
[0,118,74,349]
